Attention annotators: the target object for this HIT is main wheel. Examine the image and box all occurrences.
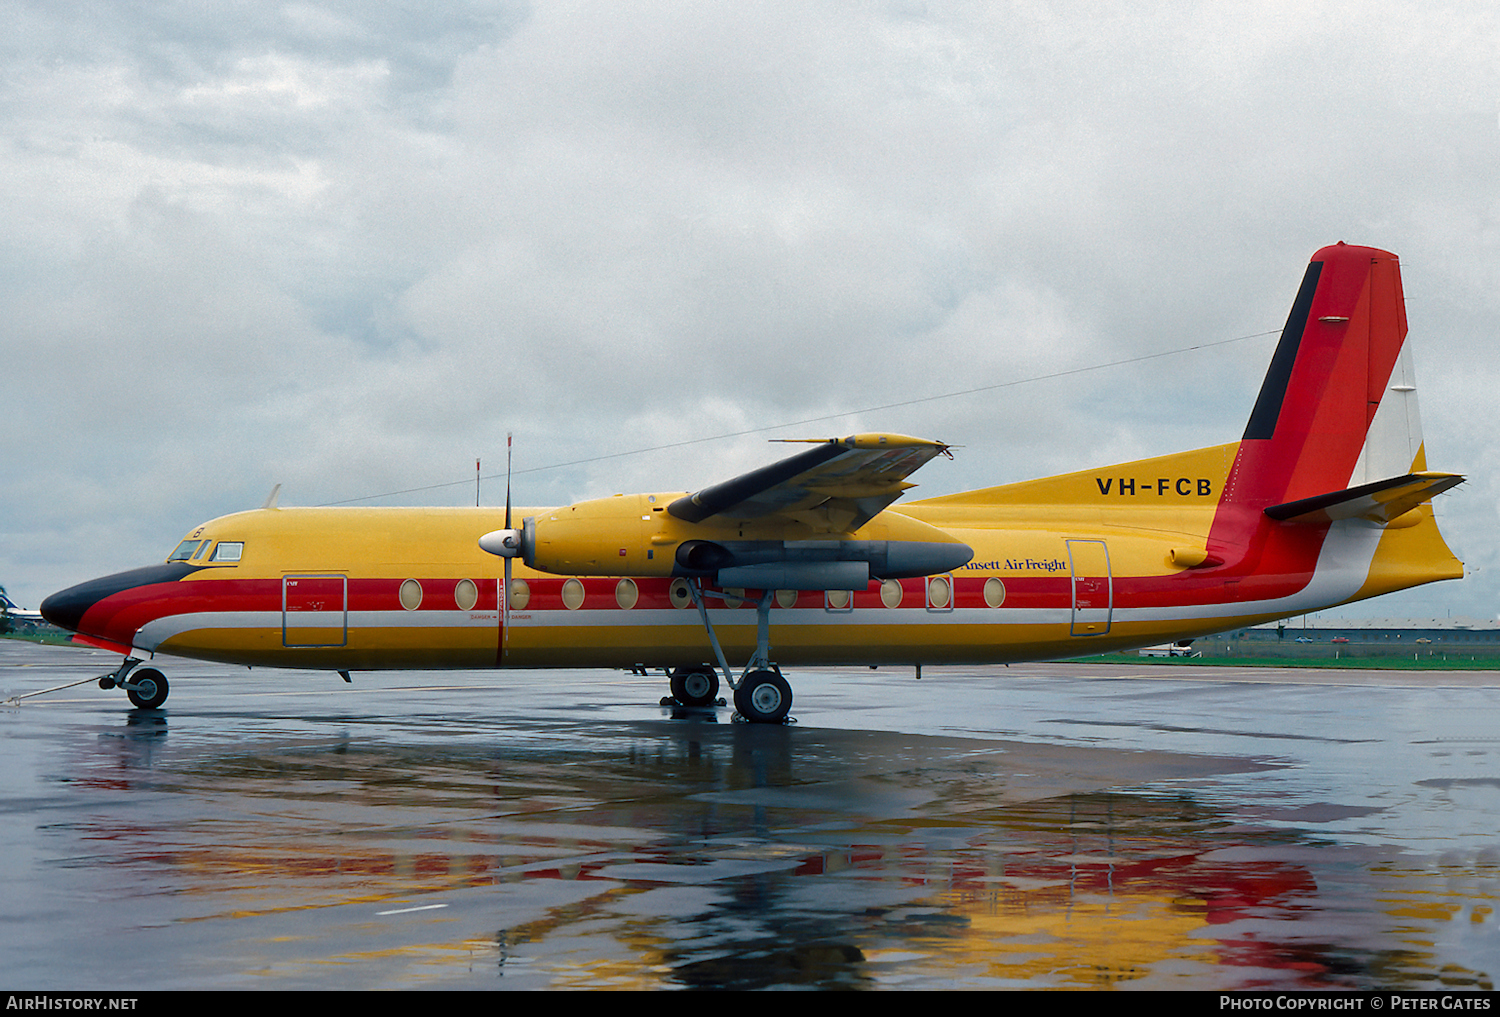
[127,668,169,709]
[670,666,720,707]
[733,669,792,724]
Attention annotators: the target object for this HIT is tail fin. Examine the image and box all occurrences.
[1228,242,1433,509]
[1209,243,1462,591]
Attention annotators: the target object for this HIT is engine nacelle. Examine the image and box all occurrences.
[480,491,974,588]
[522,493,674,577]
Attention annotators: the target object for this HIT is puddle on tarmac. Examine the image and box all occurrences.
[24,709,1496,990]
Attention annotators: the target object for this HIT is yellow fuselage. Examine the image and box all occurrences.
[96,441,1458,673]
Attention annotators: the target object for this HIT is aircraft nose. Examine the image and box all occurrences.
[40,584,93,632]
[40,563,200,634]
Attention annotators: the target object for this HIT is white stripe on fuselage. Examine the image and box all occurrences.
[133,609,499,651]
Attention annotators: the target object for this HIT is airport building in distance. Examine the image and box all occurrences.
[1180,616,1500,663]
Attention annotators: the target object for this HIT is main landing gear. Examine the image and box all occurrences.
[668,665,720,708]
[98,658,171,709]
[683,581,796,725]
[733,668,792,724]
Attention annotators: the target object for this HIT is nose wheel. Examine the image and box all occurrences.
[125,668,169,709]
[94,658,171,709]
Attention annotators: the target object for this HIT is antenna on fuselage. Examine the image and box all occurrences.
[262,484,282,510]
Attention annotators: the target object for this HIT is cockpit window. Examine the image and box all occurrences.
[168,540,203,562]
[210,541,244,562]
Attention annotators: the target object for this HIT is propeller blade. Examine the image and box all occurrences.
[503,556,512,658]
[503,433,512,653]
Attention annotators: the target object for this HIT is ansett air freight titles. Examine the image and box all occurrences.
[41,244,1465,722]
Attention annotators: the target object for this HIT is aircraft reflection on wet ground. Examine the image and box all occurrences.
[1,640,1496,990]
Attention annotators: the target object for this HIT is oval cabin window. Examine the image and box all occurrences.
[507,579,530,611]
[455,579,478,611]
[399,579,423,611]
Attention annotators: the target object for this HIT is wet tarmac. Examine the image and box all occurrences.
[1,639,1497,990]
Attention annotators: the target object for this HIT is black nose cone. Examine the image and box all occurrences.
[41,563,201,633]
[40,585,94,633]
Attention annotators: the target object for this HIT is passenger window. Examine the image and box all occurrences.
[167,540,202,562]
[210,541,244,562]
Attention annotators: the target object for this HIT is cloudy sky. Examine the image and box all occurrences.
[3,1,1497,623]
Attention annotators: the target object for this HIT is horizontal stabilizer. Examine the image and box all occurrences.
[1264,472,1463,524]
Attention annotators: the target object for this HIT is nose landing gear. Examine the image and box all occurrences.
[97,658,170,709]
[125,668,169,709]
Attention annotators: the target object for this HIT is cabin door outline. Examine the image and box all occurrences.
[282,574,348,648]
[1067,539,1112,637]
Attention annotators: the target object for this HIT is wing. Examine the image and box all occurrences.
[667,433,953,533]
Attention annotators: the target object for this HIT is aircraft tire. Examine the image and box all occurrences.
[127,668,169,709]
[734,669,791,724]
[669,666,719,707]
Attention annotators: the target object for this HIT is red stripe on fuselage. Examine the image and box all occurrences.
[78,564,1342,656]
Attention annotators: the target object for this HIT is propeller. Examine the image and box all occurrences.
[503,434,512,649]
[478,433,523,656]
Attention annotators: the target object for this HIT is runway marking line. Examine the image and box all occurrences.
[376,903,450,916]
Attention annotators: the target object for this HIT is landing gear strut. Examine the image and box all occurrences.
[687,581,796,724]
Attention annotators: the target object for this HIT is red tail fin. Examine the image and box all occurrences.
[1204,243,1448,577]
[1228,242,1413,509]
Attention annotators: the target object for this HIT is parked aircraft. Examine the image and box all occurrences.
[40,243,1464,720]
[1,587,44,630]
